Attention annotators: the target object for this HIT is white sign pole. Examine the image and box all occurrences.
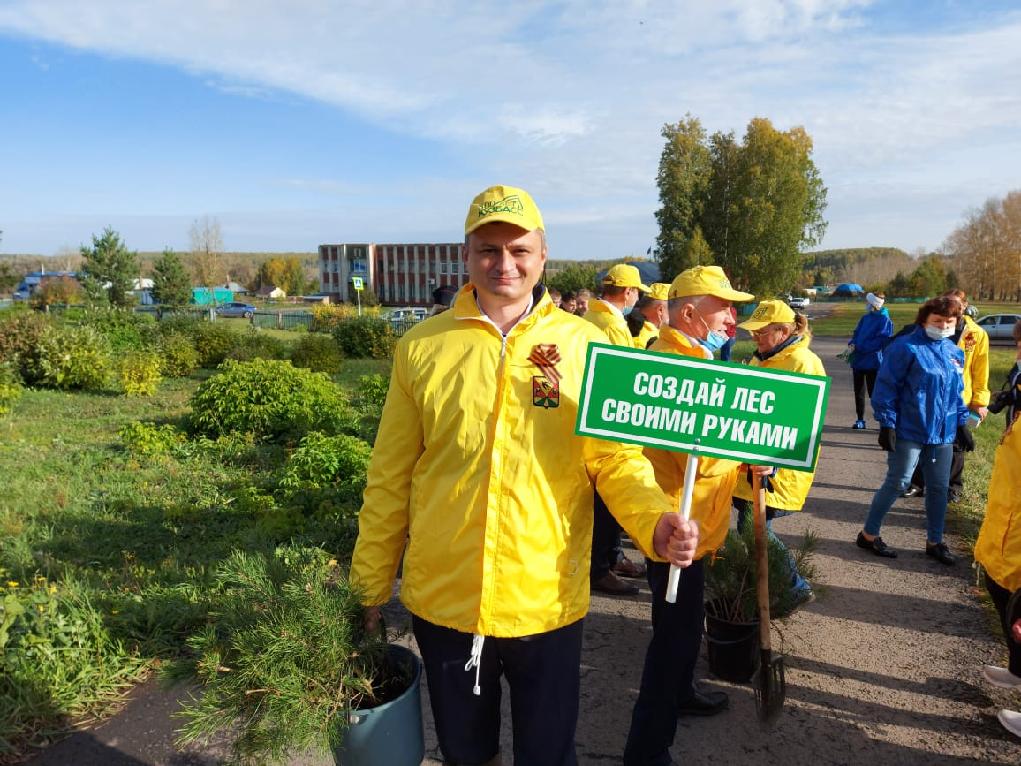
[665,450,699,604]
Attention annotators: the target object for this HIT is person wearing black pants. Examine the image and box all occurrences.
[623,560,705,766]
[852,368,878,424]
[847,292,893,429]
[590,492,640,595]
[413,616,584,766]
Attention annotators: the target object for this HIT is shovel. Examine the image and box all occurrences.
[752,470,786,723]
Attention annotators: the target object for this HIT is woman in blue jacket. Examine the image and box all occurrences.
[855,296,972,565]
[847,292,894,429]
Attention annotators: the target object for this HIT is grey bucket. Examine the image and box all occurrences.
[333,644,425,766]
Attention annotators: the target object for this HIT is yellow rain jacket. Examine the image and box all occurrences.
[959,315,991,409]
[974,423,1021,592]
[635,321,659,350]
[350,286,673,637]
[645,326,742,560]
[582,300,633,348]
[732,335,826,511]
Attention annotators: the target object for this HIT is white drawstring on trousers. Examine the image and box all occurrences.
[465,634,485,696]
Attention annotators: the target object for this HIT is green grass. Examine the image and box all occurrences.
[0,355,390,760]
[809,300,1021,337]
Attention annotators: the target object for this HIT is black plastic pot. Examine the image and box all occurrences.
[704,601,760,683]
[333,644,424,766]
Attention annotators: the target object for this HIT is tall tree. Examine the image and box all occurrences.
[189,216,224,292]
[79,227,138,307]
[0,261,18,295]
[654,115,828,296]
[654,116,712,281]
[152,248,193,306]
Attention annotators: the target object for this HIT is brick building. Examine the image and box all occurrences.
[319,242,467,306]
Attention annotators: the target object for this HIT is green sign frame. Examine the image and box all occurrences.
[575,343,830,472]
[351,276,364,292]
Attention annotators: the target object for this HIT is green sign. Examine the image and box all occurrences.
[351,276,364,292]
[576,343,830,471]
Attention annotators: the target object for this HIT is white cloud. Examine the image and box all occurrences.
[1,1,1020,251]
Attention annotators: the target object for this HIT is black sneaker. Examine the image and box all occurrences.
[947,489,962,503]
[856,531,898,558]
[925,541,955,565]
[901,485,923,498]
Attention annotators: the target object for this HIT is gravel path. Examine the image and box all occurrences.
[28,338,1019,765]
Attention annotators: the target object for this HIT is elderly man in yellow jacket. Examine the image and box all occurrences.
[630,282,671,350]
[624,266,759,766]
[350,185,699,766]
[904,289,990,502]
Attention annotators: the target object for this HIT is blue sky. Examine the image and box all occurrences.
[2,1,1020,261]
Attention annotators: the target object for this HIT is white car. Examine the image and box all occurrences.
[788,296,810,310]
[975,314,1020,340]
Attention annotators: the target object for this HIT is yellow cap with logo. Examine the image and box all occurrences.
[465,185,545,235]
[668,265,754,302]
[738,299,796,331]
[602,264,651,292]
[648,283,671,301]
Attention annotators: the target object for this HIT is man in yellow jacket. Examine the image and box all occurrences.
[350,185,699,766]
[583,263,653,596]
[623,265,757,766]
[904,289,990,502]
[631,282,670,350]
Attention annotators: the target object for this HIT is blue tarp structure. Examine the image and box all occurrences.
[833,282,864,296]
[595,262,662,286]
[192,287,233,305]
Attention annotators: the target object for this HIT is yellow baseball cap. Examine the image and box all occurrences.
[602,264,650,292]
[464,185,544,235]
[668,265,754,302]
[738,300,796,331]
[648,283,670,301]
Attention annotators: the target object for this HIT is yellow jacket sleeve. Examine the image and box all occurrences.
[349,346,423,606]
[583,437,672,561]
[968,327,991,408]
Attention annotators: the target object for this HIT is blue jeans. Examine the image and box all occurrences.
[864,438,953,543]
[734,500,811,594]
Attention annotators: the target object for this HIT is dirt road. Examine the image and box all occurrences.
[29,338,1018,765]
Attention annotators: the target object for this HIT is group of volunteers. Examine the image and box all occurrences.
[846,287,1021,739]
[349,183,1017,764]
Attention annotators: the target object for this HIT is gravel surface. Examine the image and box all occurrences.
[27,338,1019,765]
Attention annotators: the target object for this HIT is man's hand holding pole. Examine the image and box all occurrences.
[653,514,699,570]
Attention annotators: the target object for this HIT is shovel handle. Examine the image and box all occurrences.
[752,472,771,651]
[666,452,699,603]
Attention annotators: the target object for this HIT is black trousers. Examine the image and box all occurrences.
[852,368,878,420]
[985,574,1021,677]
[910,439,965,492]
[590,491,624,580]
[623,559,705,766]
[412,615,583,766]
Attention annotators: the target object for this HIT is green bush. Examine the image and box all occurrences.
[225,330,288,363]
[191,322,241,368]
[332,316,395,359]
[118,352,163,397]
[80,307,159,353]
[290,334,343,374]
[189,359,353,440]
[279,432,372,508]
[0,363,22,416]
[169,547,391,763]
[351,374,390,444]
[158,332,200,377]
[0,312,52,383]
[27,325,111,391]
[119,421,187,457]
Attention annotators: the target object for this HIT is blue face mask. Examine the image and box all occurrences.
[622,305,634,316]
[694,309,729,354]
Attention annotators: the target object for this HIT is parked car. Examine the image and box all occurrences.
[788,296,811,310]
[215,301,256,319]
[975,313,1020,340]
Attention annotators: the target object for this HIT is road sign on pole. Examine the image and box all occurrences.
[576,343,829,471]
[351,277,364,316]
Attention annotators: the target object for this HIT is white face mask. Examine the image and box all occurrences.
[925,325,954,341]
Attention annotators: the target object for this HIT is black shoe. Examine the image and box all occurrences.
[856,531,898,558]
[947,489,962,503]
[901,485,924,498]
[677,688,729,717]
[925,541,955,565]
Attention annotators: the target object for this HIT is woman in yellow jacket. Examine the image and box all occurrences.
[732,300,825,604]
[975,353,1021,738]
